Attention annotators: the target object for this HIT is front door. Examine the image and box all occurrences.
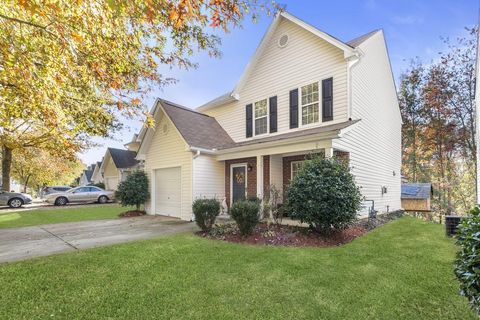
[231,165,247,204]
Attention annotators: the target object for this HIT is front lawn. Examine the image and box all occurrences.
[0,217,474,319]
[0,205,132,229]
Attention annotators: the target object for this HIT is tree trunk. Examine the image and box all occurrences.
[23,174,31,193]
[1,146,12,191]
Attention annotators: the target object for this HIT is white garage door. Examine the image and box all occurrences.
[154,167,181,218]
[105,177,119,190]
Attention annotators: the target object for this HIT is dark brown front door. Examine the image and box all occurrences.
[232,165,246,204]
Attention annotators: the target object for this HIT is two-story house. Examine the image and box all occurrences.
[136,12,402,221]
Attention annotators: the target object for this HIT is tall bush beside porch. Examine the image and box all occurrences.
[284,156,362,233]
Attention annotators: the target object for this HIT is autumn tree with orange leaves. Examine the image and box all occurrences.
[0,0,279,190]
[399,27,477,217]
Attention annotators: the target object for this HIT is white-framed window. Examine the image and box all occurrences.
[291,160,305,179]
[300,82,319,126]
[254,99,268,135]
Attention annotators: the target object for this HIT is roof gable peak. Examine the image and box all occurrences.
[198,11,362,112]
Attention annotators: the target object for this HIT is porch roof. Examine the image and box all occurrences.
[216,119,360,151]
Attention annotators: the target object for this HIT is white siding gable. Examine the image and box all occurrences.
[204,17,349,142]
[333,31,402,214]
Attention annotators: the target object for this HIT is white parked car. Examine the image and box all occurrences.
[45,186,115,206]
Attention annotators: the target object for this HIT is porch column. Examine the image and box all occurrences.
[256,154,263,199]
[325,147,334,158]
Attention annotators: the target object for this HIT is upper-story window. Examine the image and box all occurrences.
[254,99,268,135]
[301,82,319,125]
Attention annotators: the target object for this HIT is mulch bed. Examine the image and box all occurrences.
[197,223,368,247]
[119,210,146,218]
[197,210,404,248]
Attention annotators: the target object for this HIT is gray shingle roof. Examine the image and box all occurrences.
[401,183,433,199]
[158,99,359,151]
[346,29,381,47]
[84,169,93,182]
[107,148,139,169]
[160,99,235,150]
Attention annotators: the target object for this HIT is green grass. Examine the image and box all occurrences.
[0,205,132,229]
[0,217,474,319]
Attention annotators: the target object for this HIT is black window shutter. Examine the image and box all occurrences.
[289,89,298,128]
[246,104,253,138]
[322,78,333,122]
[269,96,277,133]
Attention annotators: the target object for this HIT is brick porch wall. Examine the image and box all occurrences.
[225,157,257,208]
[282,151,350,196]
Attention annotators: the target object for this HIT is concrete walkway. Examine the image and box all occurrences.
[0,216,197,263]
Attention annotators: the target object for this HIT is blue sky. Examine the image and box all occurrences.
[80,0,479,165]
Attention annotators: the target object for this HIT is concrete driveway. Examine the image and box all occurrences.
[0,216,198,263]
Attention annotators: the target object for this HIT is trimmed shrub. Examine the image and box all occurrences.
[284,156,362,233]
[230,200,261,236]
[192,198,221,232]
[115,171,149,211]
[454,206,480,314]
[92,182,105,190]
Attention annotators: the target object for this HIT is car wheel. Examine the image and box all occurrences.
[8,198,23,208]
[98,195,108,204]
[55,197,68,206]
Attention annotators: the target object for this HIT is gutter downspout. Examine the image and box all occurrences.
[346,51,362,120]
[191,149,201,221]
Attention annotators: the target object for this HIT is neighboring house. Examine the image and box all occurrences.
[0,176,22,193]
[100,148,141,190]
[91,161,103,185]
[125,133,141,152]
[401,183,433,212]
[137,11,402,221]
[79,164,95,186]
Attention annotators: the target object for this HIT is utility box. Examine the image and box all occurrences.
[401,183,433,212]
[445,216,463,237]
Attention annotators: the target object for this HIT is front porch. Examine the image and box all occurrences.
[220,142,349,208]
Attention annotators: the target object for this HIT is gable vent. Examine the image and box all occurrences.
[278,34,289,48]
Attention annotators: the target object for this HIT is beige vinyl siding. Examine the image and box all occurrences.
[269,155,283,201]
[205,17,348,142]
[103,157,118,177]
[144,110,193,221]
[333,31,402,215]
[193,154,225,200]
[103,156,120,190]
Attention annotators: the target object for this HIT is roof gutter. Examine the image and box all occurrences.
[187,146,217,155]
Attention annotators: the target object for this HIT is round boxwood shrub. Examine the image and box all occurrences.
[115,171,149,211]
[454,206,480,315]
[230,200,260,236]
[192,198,221,232]
[284,156,362,233]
